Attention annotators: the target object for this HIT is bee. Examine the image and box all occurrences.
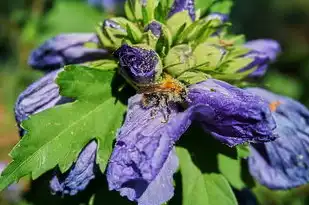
[137,74,187,122]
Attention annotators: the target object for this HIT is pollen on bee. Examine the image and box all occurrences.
[269,101,281,112]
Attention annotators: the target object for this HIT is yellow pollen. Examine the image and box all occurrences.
[269,101,281,112]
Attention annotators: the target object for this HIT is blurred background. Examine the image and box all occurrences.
[1,0,309,204]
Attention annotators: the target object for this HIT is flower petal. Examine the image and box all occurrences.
[14,69,96,195]
[28,33,108,71]
[187,79,276,147]
[14,69,70,135]
[168,0,196,21]
[247,88,309,189]
[144,21,162,38]
[107,94,193,205]
[239,39,281,77]
[50,141,97,195]
[245,39,281,62]
[204,12,229,23]
[114,44,162,85]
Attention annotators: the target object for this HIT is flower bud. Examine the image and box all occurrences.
[168,0,196,21]
[114,44,162,85]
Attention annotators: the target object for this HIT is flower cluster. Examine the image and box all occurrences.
[13,0,309,204]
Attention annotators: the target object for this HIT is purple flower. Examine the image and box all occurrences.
[50,141,97,195]
[14,69,97,195]
[106,78,276,204]
[168,0,196,21]
[144,21,162,38]
[107,95,192,205]
[239,39,281,77]
[246,88,309,189]
[114,44,162,85]
[28,33,108,71]
[187,80,276,147]
[16,68,277,204]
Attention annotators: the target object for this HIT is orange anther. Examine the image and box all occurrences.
[269,101,281,112]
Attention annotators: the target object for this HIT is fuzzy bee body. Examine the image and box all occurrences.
[137,74,187,122]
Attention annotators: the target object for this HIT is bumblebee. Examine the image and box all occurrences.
[138,74,187,121]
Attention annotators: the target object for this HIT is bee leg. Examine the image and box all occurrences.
[160,96,170,123]
[150,108,158,119]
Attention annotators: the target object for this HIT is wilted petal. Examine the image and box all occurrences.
[14,70,96,195]
[107,94,193,205]
[187,79,276,147]
[28,33,108,71]
[50,141,97,195]
[239,39,281,77]
[168,0,196,21]
[114,44,162,85]
[247,88,309,189]
[14,69,70,135]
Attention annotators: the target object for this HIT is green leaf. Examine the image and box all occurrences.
[177,147,238,205]
[236,144,251,159]
[204,174,238,205]
[84,59,119,71]
[209,0,234,14]
[177,147,209,205]
[218,154,246,190]
[0,65,127,191]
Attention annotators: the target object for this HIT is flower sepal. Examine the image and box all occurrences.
[143,21,172,56]
[97,17,142,50]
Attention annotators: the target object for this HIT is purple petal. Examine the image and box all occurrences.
[247,88,309,189]
[239,39,281,78]
[245,39,281,62]
[107,94,193,204]
[168,0,196,21]
[28,33,108,71]
[103,19,126,33]
[144,21,162,38]
[238,51,270,78]
[114,44,161,85]
[14,69,96,195]
[14,69,70,135]
[204,12,229,23]
[187,79,276,147]
[50,141,97,195]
